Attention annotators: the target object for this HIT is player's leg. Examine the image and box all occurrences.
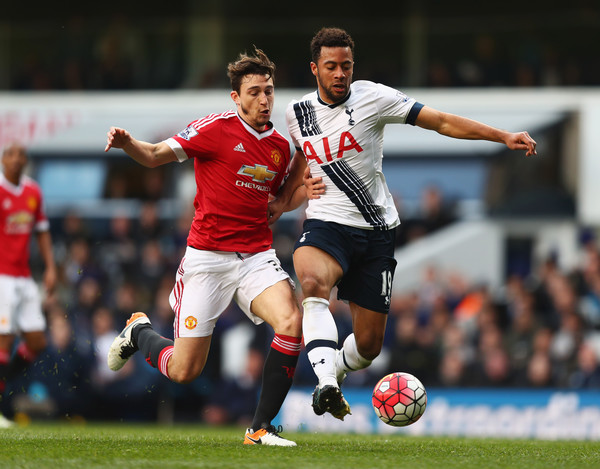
[335,227,396,384]
[0,334,16,424]
[108,247,234,382]
[0,275,16,425]
[294,245,342,388]
[1,276,47,394]
[336,304,387,382]
[294,244,352,420]
[107,309,212,383]
[6,330,47,379]
[135,322,211,383]
[236,251,301,446]
[0,275,46,427]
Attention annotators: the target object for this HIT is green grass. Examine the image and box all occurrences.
[1,423,600,469]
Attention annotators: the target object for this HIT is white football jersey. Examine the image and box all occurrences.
[286,80,422,230]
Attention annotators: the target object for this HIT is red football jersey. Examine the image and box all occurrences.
[0,173,49,277]
[164,111,291,252]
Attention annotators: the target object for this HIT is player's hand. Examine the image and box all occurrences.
[304,166,325,199]
[43,265,58,295]
[507,131,537,156]
[105,126,132,152]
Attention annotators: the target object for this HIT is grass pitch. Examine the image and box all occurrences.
[1,423,600,469]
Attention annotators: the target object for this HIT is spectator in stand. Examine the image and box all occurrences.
[523,350,556,387]
[34,304,94,418]
[569,342,600,389]
[396,185,457,247]
[101,211,137,281]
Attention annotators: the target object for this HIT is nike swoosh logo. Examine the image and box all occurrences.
[246,436,261,444]
[119,322,135,338]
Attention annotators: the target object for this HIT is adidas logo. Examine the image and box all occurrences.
[234,142,246,152]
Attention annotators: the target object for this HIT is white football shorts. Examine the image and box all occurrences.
[169,247,294,338]
[0,274,46,334]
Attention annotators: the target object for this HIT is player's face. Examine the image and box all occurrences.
[311,46,354,104]
[1,144,28,182]
[231,74,274,132]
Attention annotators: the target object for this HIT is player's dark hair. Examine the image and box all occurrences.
[311,27,355,63]
[227,47,275,93]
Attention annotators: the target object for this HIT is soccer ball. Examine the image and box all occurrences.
[372,372,427,427]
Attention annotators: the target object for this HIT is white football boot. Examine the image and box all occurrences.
[107,312,151,371]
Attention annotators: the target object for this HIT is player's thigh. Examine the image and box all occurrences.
[170,336,212,381]
[170,248,238,338]
[249,279,301,336]
[293,220,349,296]
[235,249,300,334]
[0,275,18,335]
[337,228,396,313]
[16,278,46,334]
[293,246,343,295]
[349,302,388,359]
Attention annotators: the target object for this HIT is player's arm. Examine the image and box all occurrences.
[268,151,309,224]
[414,106,537,156]
[303,165,325,200]
[282,151,326,203]
[104,126,177,167]
[35,230,57,294]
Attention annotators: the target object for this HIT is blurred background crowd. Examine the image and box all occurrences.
[2,192,599,427]
[1,2,599,91]
[1,1,600,427]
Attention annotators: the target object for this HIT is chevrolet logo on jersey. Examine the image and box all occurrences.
[237,164,277,183]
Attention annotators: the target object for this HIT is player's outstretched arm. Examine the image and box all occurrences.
[105,126,177,167]
[415,106,537,156]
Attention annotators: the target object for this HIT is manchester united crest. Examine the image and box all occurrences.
[184,316,198,330]
[270,149,282,165]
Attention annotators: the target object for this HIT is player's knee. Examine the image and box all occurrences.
[357,336,383,361]
[168,363,203,384]
[272,308,302,336]
[359,346,380,361]
[299,275,329,298]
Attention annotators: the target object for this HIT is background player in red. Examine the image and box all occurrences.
[104,48,303,446]
[0,142,57,428]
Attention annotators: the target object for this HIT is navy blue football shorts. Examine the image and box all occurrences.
[293,218,397,314]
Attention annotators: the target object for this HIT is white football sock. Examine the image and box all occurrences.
[336,333,372,377]
[302,297,338,388]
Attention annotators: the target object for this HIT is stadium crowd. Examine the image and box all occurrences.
[3,10,600,92]
[2,192,600,426]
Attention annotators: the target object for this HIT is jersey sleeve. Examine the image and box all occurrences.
[33,184,50,232]
[374,83,422,125]
[285,102,302,151]
[163,115,223,163]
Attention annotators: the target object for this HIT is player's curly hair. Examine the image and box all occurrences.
[227,46,275,93]
[310,27,355,63]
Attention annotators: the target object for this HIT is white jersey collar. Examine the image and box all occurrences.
[0,172,25,196]
[316,88,352,108]
[236,113,275,140]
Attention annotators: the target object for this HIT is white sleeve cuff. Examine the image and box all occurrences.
[164,138,188,162]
